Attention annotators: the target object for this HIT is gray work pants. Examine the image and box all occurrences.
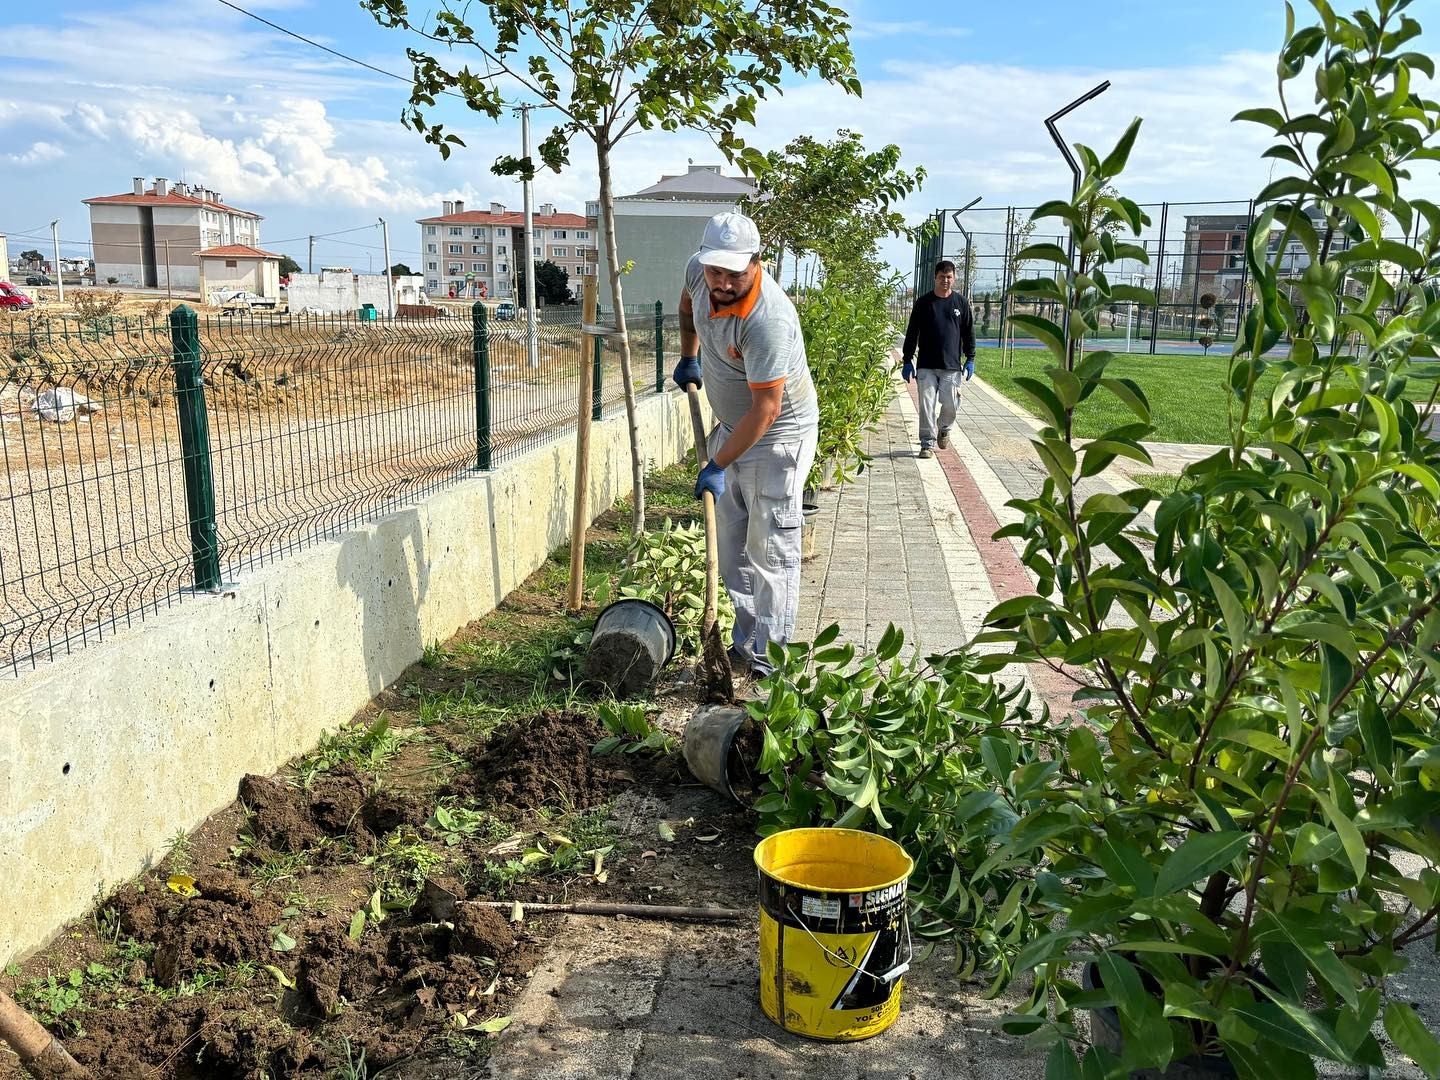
[916,368,963,448]
[708,424,818,673]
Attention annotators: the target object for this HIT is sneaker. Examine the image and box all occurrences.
[937,433,951,450]
[918,448,933,459]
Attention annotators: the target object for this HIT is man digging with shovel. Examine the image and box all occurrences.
[675,211,818,684]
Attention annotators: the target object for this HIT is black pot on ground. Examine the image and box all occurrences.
[585,598,676,698]
[1083,964,1236,1079]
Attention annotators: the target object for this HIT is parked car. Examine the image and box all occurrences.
[495,301,516,321]
[0,282,34,310]
[24,275,52,287]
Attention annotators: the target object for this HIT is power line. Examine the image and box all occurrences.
[214,0,542,110]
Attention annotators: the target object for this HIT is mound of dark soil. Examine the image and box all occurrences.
[238,764,420,855]
[151,872,287,988]
[462,710,612,812]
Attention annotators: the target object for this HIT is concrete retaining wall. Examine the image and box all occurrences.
[0,391,696,965]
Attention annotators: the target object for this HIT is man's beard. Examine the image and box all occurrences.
[710,288,740,306]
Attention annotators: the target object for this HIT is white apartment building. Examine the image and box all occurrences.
[415,199,596,300]
[84,177,263,289]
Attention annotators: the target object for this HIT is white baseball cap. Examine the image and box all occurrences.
[697,212,761,273]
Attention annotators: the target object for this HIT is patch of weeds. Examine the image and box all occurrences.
[419,640,451,669]
[439,1028,493,1065]
[293,715,413,788]
[238,843,312,889]
[329,1037,369,1079]
[474,807,619,897]
[163,829,195,875]
[365,829,448,906]
[426,801,508,848]
[593,701,675,756]
[15,962,126,1034]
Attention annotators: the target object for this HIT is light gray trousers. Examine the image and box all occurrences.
[708,424,818,672]
[916,368,963,448]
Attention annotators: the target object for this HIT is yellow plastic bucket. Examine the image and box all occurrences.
[754,827,914,1041]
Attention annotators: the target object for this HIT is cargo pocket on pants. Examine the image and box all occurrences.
[769,507,804,569]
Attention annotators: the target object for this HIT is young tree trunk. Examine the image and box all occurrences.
[596,141,645,541]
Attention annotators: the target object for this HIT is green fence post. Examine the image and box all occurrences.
[592,334,603,421]
[170,304,221,591]
[654,300,664,392]
[472,301,491,470]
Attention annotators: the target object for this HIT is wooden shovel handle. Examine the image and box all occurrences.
[684,385,720,635]
[0,989,88,1076]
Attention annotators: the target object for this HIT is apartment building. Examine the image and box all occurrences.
[415,199,595,300]
[591,164,756,311]
[84,177,263,289]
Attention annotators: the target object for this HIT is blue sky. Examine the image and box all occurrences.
[0,0,1427,276]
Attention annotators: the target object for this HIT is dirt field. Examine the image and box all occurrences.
[0,302,661,672]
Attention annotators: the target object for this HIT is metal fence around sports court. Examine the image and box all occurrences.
[0,301,684,674]
[911,198,1423,358]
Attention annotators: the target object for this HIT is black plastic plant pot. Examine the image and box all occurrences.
[586,597,677,698]
[1083,964,1236,1079]
[682,705,748,802]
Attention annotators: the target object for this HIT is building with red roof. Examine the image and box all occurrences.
[84,177,265,291]
[415,199,596,300]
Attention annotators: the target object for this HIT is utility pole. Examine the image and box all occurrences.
[308,235,315,275]
[378,217,395,319]
[516,103,540,370]
[50,220,64,302]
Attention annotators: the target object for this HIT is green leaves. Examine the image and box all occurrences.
[1385,1003,1440,1078]
[1153,832,1250,897]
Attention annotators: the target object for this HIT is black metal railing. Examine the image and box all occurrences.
[0,300,674,673]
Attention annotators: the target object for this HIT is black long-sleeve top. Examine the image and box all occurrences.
[902,291,976,369]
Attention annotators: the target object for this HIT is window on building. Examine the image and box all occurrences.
[427,243,436,253]
[497,245,508,256]
[533,246,541,257]
[449,264,463,275]
[449,244,463,254]
[496,227,508,236]
[553,247,567,258]
[427,278,438,291]
[1229,233,1244,250]
[552,230,567,239]
[471,244,488,254]
[472,228,486,239]
[426,225,437,235]
[497,263,509,274]
[427,261,437,270]
[576,230,590,240]
[225,259,238,268]
[449,226,463,236]
[472,262,488,273]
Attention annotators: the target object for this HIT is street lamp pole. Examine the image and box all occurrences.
[1043,80,1109,370]
[50,220,64,303]
[950,196,982,296]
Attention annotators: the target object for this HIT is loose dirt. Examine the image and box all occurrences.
[462,710,612,813]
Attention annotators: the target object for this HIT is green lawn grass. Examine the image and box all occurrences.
[976,347,1439,446]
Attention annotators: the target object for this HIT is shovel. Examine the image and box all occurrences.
[0,989,88,1078]
[683,383,734,704]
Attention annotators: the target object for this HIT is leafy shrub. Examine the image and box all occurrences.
[618,518,733,657]
[983,3,1440,1075]
[751,624,1051,978]
[798,267,899,489]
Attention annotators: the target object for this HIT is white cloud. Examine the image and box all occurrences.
[853,21,971,40]
[6,142,64,166]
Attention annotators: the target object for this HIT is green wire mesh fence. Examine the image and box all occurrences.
[0,300,675,674]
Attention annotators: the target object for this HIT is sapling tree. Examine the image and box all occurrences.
[364,0,861,538]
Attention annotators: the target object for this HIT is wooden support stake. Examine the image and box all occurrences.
[566,275,600,613]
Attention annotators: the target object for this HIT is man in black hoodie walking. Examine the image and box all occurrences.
[901,260,976,458]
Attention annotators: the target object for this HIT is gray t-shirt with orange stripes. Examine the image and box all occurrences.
[685,256,818,449]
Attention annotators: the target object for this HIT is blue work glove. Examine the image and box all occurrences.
[964,359,975,381]
[901,359,914,382]
[673,355,702,390]
[694,459,725,501]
